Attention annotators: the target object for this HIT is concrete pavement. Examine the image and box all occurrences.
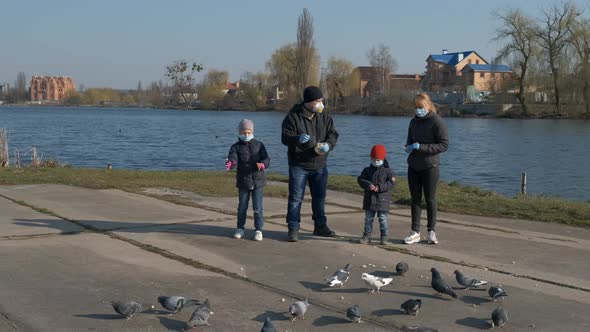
[0,184,588,331]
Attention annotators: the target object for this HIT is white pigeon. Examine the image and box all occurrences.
[326,264,351,288]
[361,273,393,294]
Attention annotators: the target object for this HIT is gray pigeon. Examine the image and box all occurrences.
[346,304,362,323]
[158,296,201,314]
[288,298,310,322]
[327,264,351,287]
[488,286,508,301]
[430,268,458,298]
[111,300,143,319]
[185,298,210,330]
[454,270,488,290]
[396,262,409,276]
[401,299,422,316]
[491,307,509,328]
[261,317,277,332]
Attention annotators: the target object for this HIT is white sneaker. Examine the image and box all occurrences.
[428,230,438,244]
[254,230,263,241]
[233,228,244,239]
[404,231,421,244]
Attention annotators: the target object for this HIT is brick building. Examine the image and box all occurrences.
[461,64,513,92]
[30,76,75,101]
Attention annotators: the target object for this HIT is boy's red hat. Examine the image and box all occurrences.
[370,144,387,160]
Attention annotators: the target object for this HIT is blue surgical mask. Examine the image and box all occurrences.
[416,108,428,118]
[371,159,384,167]
[238,134,254,142]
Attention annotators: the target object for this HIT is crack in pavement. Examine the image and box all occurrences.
[2,197,401,330]
[0,312,19,331]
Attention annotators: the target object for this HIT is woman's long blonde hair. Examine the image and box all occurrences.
[414,93,436,113]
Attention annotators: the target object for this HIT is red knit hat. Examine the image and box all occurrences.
[370,144,387,160]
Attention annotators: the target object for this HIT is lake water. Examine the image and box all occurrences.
[1,106,589,201]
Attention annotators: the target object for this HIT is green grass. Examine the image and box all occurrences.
[1,167,588,227]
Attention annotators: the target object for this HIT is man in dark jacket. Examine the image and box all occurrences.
[281,86,339,242]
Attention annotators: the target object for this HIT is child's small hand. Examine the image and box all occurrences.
[373,185,380,192]
[225,160,236,171]
[256,162,266,171]
[369,184,376,191]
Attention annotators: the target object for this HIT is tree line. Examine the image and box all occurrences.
[494,1,590,117]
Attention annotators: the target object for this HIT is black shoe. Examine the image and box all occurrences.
[313,225,336,237]
[380,234,389,245]
[359,234,371,244]
[288,229,299,242]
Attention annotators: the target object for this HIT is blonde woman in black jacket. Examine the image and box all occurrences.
[403,93,448,245]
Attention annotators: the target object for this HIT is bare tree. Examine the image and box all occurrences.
[166,60,203,108]
[366,44,397,95]
[267,43,298,101]
[295,8,315,95]
[494,8,538,115]
[326,56,353,108]
[535,2,581,112]
[240,71,270,110]
[568,15,590,116]
[15,72,27,103]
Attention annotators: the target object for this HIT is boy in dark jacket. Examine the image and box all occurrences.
[226,119,270,241]
[357,144,396,245]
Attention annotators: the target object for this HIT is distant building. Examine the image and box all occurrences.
[0,83,9,99]
[461,64,514,92]
[425,50,488,91]
[390,73,423,91]
[424,49,513,93]
[350,66,378,97]
[30,76,75,101]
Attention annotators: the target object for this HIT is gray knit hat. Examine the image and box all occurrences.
[238,119,254,132]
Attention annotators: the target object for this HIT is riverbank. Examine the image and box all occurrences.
[0,168,587,227]
[3,102,589,119]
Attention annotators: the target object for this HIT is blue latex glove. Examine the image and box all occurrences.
[405,142,420,153]
[319,143,330,153]
[299,134,310,144]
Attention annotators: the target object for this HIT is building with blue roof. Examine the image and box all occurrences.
[424,49,513,92]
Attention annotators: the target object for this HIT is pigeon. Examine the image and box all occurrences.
[401,299,422,316]
[346,304,362,323]
[488,286,508,301]
[430,268,458,298]
[289,298,310,322]
[396,262,409,276]
[111,300,143,319]
[361,273,394,294]
[327,264,351,288]
[491,307,509,328]
[185,298,211,329]
[158,296,201,314]
[261,316,277,332]
[454,270,488,290]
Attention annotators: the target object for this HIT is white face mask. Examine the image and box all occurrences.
[313,101,324,113]
[238,134,254,142]
[416,108,428,118]
[371,159,384,167]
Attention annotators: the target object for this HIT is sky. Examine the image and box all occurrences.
[1,0,588,89]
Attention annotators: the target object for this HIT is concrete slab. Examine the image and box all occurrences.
[114,218,590,331]
[0,185,230,230]
[0,196,83,238]
[269,212,590,291]
[0,233,391,332]
[141,187,358,218]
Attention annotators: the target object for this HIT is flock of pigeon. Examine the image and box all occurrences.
[110,262,510,331]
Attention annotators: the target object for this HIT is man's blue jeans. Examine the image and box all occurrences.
[237,187,264,231]
[286,166,328,230]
